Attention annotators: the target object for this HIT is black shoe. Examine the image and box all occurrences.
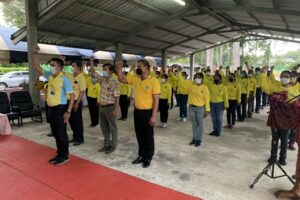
[47,133,53,137]
[98,146,110,152]
[279,159,287,166]
[189,139,195,145]
[69,139,75,143]
[194,140,201,147]
[214,132,221,137]
[118,118,124,120]
[143,160,151,168]
[292,175,296,179]
[255,111,259,114]
[132,156,144,164]
[105,146,116,154]
[89,124,97,128]
[209,131,216,136]
[73,141,84,146]
[122,118,127,121]
[48,155,59,163]
[53,157,70,166]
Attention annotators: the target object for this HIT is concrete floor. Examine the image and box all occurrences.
[12,106,297,200]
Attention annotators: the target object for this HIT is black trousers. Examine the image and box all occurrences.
[237,94,247,120]
[119,95,130,119]
[45,102,50,123]
[247,91,254,117]
[227,100,237,126]
[159,99,169,123]
[69,101,84,142]
[87,96,99,125]
[49,105,69,159]
[262,92,267,107]
[134,109,154,161]
[270,128,289,161]
[255,87,262,112]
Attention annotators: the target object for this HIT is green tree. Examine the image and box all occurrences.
[2,0,25,28]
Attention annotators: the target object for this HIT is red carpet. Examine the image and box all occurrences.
[0,135,202,200]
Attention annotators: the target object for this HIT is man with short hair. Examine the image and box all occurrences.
[98,63,120,154]
[68,61,86,146]
[118,59,160,168]
[34,46,75,165]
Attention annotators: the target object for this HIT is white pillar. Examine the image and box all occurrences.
[206,48,214,67]
[189,53,194,80]
[232,42,240,70]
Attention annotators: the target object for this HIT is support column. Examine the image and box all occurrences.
[115,42,122,69]
[206,48,214,68]
[232,42,240,70]
[25,0,39,105]
[189,53,194,80]
[161,49,167,70]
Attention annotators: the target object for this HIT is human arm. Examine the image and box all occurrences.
[33,46,44,76]
[149,94,159,126]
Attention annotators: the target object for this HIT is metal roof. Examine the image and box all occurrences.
[11,0,300,58]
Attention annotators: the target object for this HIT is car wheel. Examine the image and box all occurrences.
[0,83,7,90]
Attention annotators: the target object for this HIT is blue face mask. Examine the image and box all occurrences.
[92,78,97,84]
[102,71,109,78]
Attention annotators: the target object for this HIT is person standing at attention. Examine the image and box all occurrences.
[117,59,160,168]
[33,46,75,165]
[119,71,131,121]
[159,74,172,128]
[178,70,210,147]
[68,61,86,146]
[97,63,120,154]
[207,74,228,137]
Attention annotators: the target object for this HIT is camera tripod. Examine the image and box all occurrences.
[250,160,295,189]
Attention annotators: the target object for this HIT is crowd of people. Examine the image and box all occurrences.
[33,46,300,170]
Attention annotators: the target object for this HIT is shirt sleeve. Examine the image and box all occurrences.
[204,86,210,112]
[63,76,74,94]
[113,80,120,97]
[79,76,86,91]
[152,78,161,95]
[237,84,241,103]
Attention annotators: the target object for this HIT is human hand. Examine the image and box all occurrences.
[63,112,70,123]
[149,115,157,126]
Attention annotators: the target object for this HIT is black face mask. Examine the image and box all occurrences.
[229,78,234,82]
[214,79,220,84]
[136,68,142,75]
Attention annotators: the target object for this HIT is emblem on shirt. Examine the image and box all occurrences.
[145,85,150,90]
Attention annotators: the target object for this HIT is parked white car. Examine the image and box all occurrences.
[0,71,29,90]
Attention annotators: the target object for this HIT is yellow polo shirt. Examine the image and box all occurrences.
[160,82,172,104]
[248,77,257,95]
[237,78,250,96]
[47,72,74,107]
[225,82,241,103]
[178,73,210,111]
[120,83,131,97]
[208,83,229,108]
[126,74,160,109]
[70,73,86,100]
[87,81,101,101]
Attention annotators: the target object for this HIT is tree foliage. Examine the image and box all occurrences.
[2,0,25,28]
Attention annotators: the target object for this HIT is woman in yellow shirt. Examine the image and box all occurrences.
[224,73,241,129]
[87,74,101,127]
[236,70,250,122]
[247,69,257,118]
[207,74,228,137]
[159,74,172,128]
[178,72,210,147]
[176,71,189,122]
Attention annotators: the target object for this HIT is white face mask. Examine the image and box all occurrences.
[161,79,166,83]
[280,78,290,85]
[50,66,57,75]
[195,78,202,84]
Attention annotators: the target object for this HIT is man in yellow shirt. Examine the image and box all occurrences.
[67,61,86,146]
[159,74,172,128]
[117,59,160,168]
[34,46,75,165]
[119,71,131,121]
[207,74,228,137]
[255,67,263,113]
[237,70,250,122]
[178,70,210,147]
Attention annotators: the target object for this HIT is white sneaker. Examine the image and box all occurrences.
[162,123,167,128]
[157,122,162,127]
[182,118,187,122]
